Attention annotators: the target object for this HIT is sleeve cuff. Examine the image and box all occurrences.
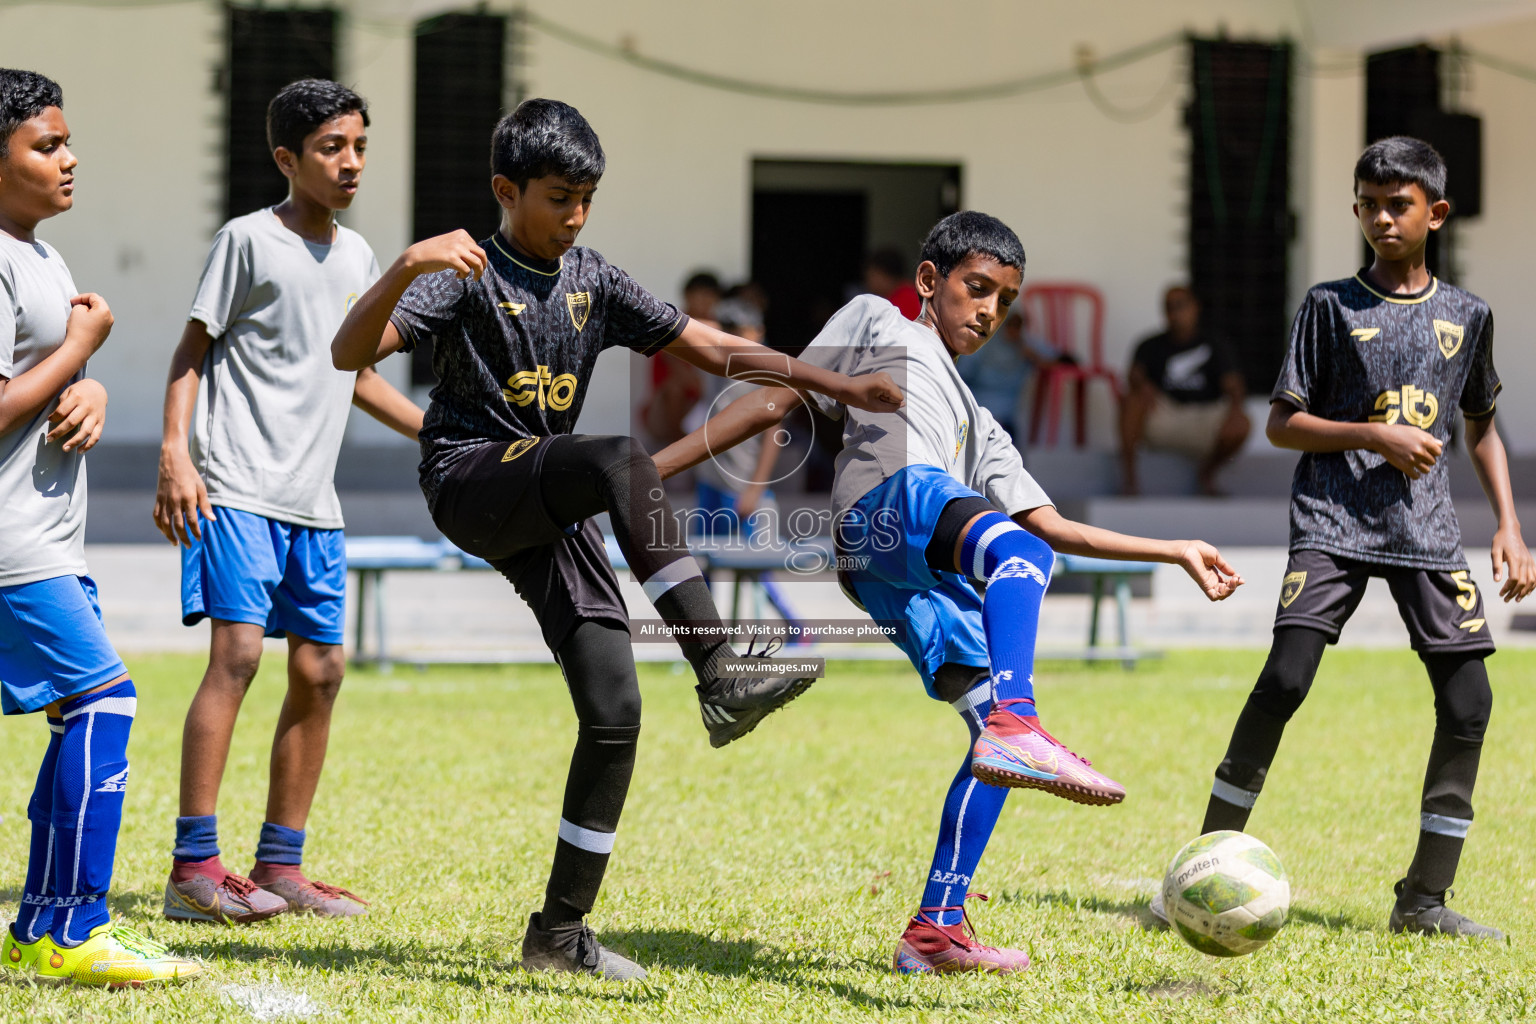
[1271,390,1308,410]
[387,312,418,353]
[636,313,690,357]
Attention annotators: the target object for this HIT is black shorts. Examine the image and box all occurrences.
[1273,548,1495,655]
[429,437,628,651]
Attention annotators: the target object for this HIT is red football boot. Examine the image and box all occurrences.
[892,895,1030,975]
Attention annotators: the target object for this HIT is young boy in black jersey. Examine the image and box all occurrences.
[332,98,901,980]
[1160,136,1535,939]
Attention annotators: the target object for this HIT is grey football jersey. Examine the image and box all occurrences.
[797,295,1052,515]
[0,234,86,587]
[390,234,687,509]
[1273,273,1500,570]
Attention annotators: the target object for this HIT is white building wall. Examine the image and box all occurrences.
[4,1,1536,450]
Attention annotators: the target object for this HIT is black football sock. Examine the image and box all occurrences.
[541,435,728,673]
[1203,699,1288,832]
[1406,655,1491,895]
[542,723,640,926]
[1203,628,1327,833]
[541,621,643,927]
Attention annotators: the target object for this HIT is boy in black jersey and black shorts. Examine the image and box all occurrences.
[1158,137,1536,939]
[332,99,901,980]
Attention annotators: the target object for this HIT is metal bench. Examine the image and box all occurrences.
[1052,554,1159,667]
[345,537,1157,668]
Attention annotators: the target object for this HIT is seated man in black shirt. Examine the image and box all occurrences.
[1118,285,1250,495]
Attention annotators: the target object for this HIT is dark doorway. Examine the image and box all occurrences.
[751,191,866,356]
[750,160,962,354]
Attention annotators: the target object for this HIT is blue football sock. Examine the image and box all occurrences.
[255,822,306,866]
[919,678,1008,927]
[958,512,1053,713]
[174,814,221,863]
[13,717,64,944]
[51,680,135,946]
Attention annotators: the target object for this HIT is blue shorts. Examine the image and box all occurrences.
[0,574,127,714]
[836,466,996,698]
[181,506,347,645]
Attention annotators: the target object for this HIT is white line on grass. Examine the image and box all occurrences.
[220,981,331,1021]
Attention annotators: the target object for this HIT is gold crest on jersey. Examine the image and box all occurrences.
[1433,319,1463,359]
[566,291,591,332]
[1280,571,1307,608]
[501,438,539,462]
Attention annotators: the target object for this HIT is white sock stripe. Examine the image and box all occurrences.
[1210,778,1259,809]
[48,721,64,734]
[73,712,93,896]
[950,779,976,871]
[641,556,703,601]
[1421,812,1471,838]
[949,681,992,715]
[62,696,136,721]
[969,521,1020,581]
[558,818,617,854]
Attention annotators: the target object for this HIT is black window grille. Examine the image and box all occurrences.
[1187,38,1293,395]
[411,12,508,385]
[224,6,337,222]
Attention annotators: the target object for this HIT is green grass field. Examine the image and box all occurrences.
[3,649,1535,1022]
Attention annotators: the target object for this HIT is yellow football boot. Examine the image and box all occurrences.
[33,922,201,987]
[2,928,44,972]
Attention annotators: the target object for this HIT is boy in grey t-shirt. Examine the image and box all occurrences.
[153,80,422,924]
[655,213,1242,975]
[0,67,199,987]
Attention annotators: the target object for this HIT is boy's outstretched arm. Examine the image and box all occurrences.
[332,230,487,370]
[1267,399,1443,480]
[1016,504,1244,602]
[652,385,794,480]
[0,292,112,438]
[352,366,424,440]
[1465,414,1536,602]
[665,319,903,414]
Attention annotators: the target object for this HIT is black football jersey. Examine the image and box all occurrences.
[390,234,687,508]
[1272,272,1500,570]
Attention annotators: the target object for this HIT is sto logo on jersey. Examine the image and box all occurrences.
[503,365,580,411]
[1370,385,1438,429]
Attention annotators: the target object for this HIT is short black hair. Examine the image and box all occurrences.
[683,271,722,295]
[266,78,368,156]
[491,98,605,190]
[1355,136,1446,204]
[866,246,907,278]
[919,211,1025,279]
[0,68,62,159]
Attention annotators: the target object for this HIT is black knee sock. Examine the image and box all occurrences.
[540,620,643,927]
[542,723,640,925]
[1405,654,1490,895]
[542,435,727,675]
[1202,628,1327,833]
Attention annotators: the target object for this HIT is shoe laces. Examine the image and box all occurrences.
[743,633,784,660]
[220,872,262,904]
[994,699,1094,766]
[305,879,369,906]
[917,893,1001,954]
[109,924,169,958]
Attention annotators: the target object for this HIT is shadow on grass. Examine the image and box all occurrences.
[607,929,972,1012]
[1012,888,1377,935]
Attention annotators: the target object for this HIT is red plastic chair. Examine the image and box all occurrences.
[1024,282,1123,447]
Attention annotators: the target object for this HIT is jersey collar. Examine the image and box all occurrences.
[491,232,564,277]
[1354,270,1438,305]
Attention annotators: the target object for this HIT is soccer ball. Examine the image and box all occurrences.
[1162,830,1290,957]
